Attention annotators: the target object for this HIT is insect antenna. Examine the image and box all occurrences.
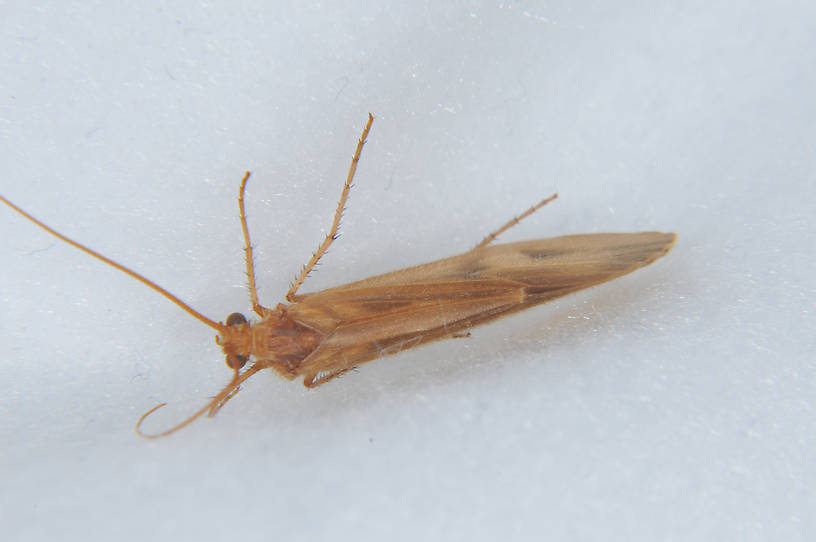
[136,363,266,438]
[1,194,225,332]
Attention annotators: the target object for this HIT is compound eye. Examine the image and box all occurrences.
[224,313,249,369]
[226,353,248,370]
[226,312,247,326]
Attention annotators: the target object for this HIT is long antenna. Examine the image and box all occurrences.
[1,194,225,332]
[136,363,264,438]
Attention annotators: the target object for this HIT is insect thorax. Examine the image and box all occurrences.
[217,306,323,372]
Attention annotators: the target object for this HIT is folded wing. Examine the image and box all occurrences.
[286,231,676,386]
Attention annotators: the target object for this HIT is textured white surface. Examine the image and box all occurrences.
[1,2,814,540]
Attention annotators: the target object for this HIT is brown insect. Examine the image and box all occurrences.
[1,113,676,437]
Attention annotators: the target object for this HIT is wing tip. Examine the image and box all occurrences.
[629,231,677,267]
[650,231,678,260]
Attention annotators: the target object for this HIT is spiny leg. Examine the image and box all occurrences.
[286,113,375,302]
[474,192,558,249]
[303,366,356,388]
[207,362,266,417]
[238,172,269,317]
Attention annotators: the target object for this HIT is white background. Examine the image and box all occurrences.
[1,2,814,540]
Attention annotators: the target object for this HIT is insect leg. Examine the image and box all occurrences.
[473,193,558,249]
[136,363,266,438]
[302,366,356,388]
[238,172,270,317]
[286,113,375,301]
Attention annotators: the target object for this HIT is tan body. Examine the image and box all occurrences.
[0,114,676,437]
[222,232,675,388]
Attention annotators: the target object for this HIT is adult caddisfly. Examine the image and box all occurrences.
[0,113,676,437]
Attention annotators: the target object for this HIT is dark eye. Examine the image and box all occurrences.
[226,353,248,370]
[224,313,249,369]
[226,312,247,326]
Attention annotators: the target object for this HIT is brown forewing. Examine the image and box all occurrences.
[286,232,676,386]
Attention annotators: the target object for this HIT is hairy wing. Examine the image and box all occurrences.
[287,231,675,386]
